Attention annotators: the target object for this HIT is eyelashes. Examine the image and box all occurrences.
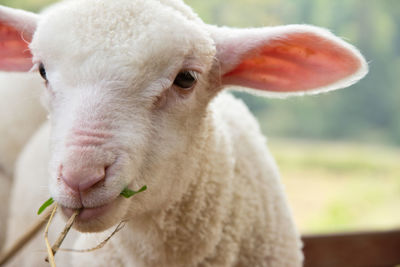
[39,63,47,81]
[173,70,197,89]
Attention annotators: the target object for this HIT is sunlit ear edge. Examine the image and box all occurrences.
[0,5,39,38]
[210,24,369,98]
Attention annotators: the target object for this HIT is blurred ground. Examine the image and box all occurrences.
[269,139,400,234]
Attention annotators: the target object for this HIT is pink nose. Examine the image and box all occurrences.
[61,165,106,192]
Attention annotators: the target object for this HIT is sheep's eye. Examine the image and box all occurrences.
[39,63,47,81]
[173,70,197,89]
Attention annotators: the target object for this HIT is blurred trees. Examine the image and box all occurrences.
[187,0,400,145]
[1,0,398,145]
[0,0,54,12]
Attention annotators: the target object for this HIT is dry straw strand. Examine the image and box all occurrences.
[44,203,58,267]
[60,221,126,253]
[45,209,79,263]
[0,204,54,266]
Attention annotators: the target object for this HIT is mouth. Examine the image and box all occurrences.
[60,198,117,221]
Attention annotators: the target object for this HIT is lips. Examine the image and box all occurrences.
[61,199,115,221]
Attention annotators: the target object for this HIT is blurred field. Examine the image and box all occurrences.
[269,139,400,234]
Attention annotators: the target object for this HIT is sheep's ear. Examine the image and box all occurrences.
[0,6,38,72]
[211,25,368,96]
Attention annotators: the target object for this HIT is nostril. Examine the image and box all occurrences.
[78,172,105,192]
[61,174,80,192]
[61,165,106,192]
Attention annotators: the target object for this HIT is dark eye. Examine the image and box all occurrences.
[173,70,197,89]
[39,63,47,81]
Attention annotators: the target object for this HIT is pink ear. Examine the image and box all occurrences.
[0,23,33,71]
[0,6,38,72]
[213,25,367,95]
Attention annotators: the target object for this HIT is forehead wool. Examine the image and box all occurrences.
[30,0,214,84]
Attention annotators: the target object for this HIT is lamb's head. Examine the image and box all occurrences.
[0,0,367,232]
[30,0,218,232]
[1,0,217,232]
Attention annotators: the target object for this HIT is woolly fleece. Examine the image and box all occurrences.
[0,0,368,266]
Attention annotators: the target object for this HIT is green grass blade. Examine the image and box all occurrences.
[37,197,54,215]
[37,185,146,215]
[120,185,147,198]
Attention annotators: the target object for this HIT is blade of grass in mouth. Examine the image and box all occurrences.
[38,185,147,214]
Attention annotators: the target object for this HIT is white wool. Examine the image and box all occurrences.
[0,72,46,176]
[0,172,11,251]
[0,72,45,253]
[1,0,367,266]
[4,123,80,266]
[6,93,303,267]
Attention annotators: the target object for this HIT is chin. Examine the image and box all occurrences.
[60,197,129,233]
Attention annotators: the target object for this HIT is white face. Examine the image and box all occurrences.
[30,0,216,232]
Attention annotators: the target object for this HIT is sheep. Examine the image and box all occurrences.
[0,171,11,251]
[0,72,46,251]
[0,73,46,176]
[0,0,367,266]
[0,9,47,249]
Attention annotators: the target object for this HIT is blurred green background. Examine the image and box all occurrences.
[1,0,399,234]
